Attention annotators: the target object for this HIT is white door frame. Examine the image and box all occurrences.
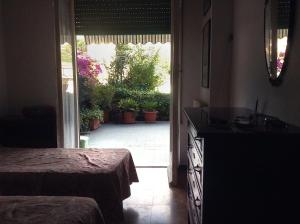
[168,0,183,186]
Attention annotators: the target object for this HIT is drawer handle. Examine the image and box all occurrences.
[193,152,196,159]
[194,197,202,208]
[195,137,201,141]
[194,165,202,173]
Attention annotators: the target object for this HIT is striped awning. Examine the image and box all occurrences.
[278,0,292,29]
[84,34,171,44]
[75,0,171,35]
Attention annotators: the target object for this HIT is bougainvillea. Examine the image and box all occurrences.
[277,51,285,75]
[77,52,102,83]
[77,52,103,109]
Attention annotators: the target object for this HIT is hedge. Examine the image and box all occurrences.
[112,88,170,121]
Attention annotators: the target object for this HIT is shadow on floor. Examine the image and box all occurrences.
[122,168,187,224]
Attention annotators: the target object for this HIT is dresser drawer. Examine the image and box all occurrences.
[188,124,204,150]
[188,135,203,169]
[188,151,203,191]
[188,172,201,203]
[188,123,198,139]
[188,134,203,161]
[188,154,203,193]
[188,178,202,224]
[188,190,200,224]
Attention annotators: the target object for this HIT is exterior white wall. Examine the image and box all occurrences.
[231,0,300,126]
[2,0,58,114]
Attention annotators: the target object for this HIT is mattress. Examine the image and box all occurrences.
[0,196,105,224]
[0,148,139,223]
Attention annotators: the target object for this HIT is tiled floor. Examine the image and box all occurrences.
[122,168,187,224]
[87,122,170,166]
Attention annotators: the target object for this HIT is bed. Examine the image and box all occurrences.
[0,148,139,223]
[0,196,105,224]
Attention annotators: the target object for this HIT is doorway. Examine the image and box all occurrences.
[75,37,171,167]
[58,0,181,179]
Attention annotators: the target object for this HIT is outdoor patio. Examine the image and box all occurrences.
[86,121,170,167]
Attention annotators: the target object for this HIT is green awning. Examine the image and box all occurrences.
[75,0,171,35]
[278,0,292,29]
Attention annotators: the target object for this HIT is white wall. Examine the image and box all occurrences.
[179,0,233,165]
[231,0,300,126]
[0,0,7,116]
[2,0,58,114]
[210,0,233,107]
[179,0,204,165]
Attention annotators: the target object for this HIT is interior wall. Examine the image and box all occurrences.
[0,0,7,116]
[179,0,233,165]
[2,0,58,114]
[179,0,203,165]
[231,0,300,126]
[210,0,233,107]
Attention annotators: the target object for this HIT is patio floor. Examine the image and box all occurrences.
[86,121,170,167]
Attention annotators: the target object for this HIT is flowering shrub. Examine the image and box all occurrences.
[277,51,285,75]
[77,52,102,83]
[77,52,103,109]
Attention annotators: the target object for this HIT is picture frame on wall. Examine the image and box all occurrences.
[202,20,211,88]
[203,0,211,15]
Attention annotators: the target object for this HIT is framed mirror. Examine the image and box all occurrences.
[264,0,295,85]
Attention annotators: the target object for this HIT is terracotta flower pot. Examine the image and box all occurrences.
[89,119,101,130]
[123,111,136,124]
[144,111,157,123]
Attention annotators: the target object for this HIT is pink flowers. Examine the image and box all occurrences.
[277,51,285,74]
[77,52,102,81]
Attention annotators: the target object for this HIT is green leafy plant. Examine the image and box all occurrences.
[107,44,131,87]
[118,98,139,112]
[80,109,91,132]
[125,46,162,91]
[92,84,115,111]
[80,108,104,132]
[107,44,163,91]
[141,101,158,112]
[111,88,170,120]
[87,108,104,121]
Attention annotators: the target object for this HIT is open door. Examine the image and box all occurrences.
[56,0,79,148]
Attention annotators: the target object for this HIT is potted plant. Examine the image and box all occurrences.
[80,108,104,131]
[142,101,158,123]
[87,107,104,130]
[80,109,91,133]
[118,98,139,124]
[92,84,115,123]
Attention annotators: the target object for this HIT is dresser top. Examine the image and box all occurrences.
[184,107,300,136]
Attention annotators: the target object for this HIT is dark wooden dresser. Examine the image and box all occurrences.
[184,107,300,224]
